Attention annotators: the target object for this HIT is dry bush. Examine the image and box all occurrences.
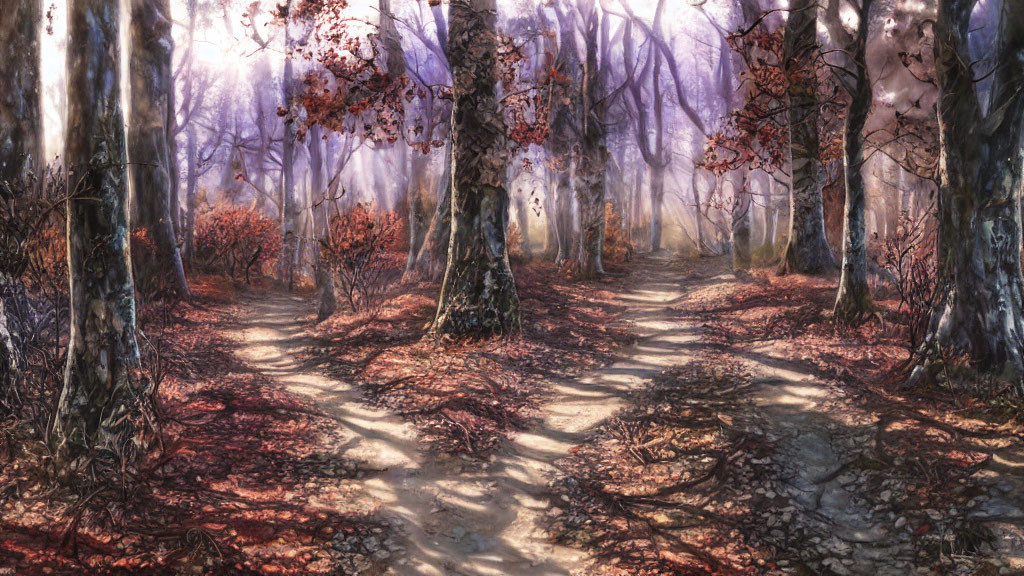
[877,212,937,351]
[0,170,69,427]
[320,203,402,313]
[602,202,633,264]
[194,204,281,283]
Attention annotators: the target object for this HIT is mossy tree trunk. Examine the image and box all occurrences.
[129,0,190,298]
[432,0,520,337]
[834,0,875,324]
[777,0,836,275]
[912,0,1024,393]
[55,0,151,467]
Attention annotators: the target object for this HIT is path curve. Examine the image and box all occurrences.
[228,258,700,576]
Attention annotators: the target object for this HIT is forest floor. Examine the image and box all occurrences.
[548,258,1024,576]
[232,256,688,575]
[5,255,1024,576]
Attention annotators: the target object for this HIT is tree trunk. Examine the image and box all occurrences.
[732,172,752,270]
[129,0,190,298]
[912,0,1024,392]
[515,194,533,258]
[550,6,580,266]
[309,126,336,322]
[0,0,43,185]
[649,164,666,252]
[432,0,520,336]
[834,0,874,324]
[574,1,606,278]
[279,0,298,290]
[56,0,150,466]
[413,142,452,281]
[632,166,643,245]
[184,123,198,267]
[0,0,41,404]
[404,149,428,276]
[777,0,836,275]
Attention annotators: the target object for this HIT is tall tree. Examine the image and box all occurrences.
[0,0,42,403]
[411,4,453,282]
[623,12,670,254]
[548,3,581,265]
[129,0,190,297]
[574,0,608,277]
[913,0,1024,391]
[310,126,337,322]
[55,0,150,464]
[833,0,874,323]
[377,0,419,276]
[0,0,43,185]
[777,0,836,275]
[279,0,299,289]
[432,0,520,336]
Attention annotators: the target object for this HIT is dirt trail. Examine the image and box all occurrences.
[229,257,700,576]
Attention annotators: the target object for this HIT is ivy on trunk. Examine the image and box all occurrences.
[432,0,520,337]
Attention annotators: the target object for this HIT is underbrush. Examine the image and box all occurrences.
[308,260,633,457]
[194,205,282,284]
[1,277,388,575]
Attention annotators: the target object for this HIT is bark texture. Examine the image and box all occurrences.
[834,0,874,323]
[56,0,150,465]
[129,0,190,297]
[574,0,607,278]
[549,6,580,265]
[0,0,43,184]
[732,173,752,270]
[0,0,41,403]
[778,0,836,275]
[913,0,1024,391]
[432,0,520,336]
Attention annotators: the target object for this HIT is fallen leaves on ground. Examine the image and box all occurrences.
[308,261,634,457]
[0,275,389,576]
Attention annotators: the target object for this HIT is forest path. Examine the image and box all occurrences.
[229,256,703,576]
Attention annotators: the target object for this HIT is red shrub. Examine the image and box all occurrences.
[320,204,401,312]
[194,205,281,283]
